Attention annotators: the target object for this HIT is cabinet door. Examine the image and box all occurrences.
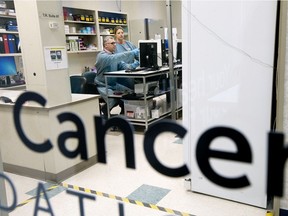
[0,0,24,86]
[63,7,98,53]
[0,1,20,55]
[97,10,129,50]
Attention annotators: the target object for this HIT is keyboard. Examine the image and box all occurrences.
[122,93,144,99]
[125,67,146,73]
[0,82,25,88]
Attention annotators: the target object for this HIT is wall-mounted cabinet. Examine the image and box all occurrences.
[62,8,130,53]
[0,1,20,56]
[96,10,129,49]
[61,7,130,74]
[63,7,98,54]
[0,1,24,87]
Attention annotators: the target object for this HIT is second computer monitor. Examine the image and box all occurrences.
[0,56,17,77]
[176,39,182,64]
[139,39,162,69]
[0,56,18,86]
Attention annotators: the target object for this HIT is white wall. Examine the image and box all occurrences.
[61,0,120,12]
[15,0,72,106]
[183,0,277,208]
[123,1,181,44]
[122,1,166,21]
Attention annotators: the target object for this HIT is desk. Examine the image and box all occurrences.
[0,84,26,90]
[0,90,100,182]
[104,65,182,129]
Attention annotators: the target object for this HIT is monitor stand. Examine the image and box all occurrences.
[6,76,11,85]
[0,76,25,88]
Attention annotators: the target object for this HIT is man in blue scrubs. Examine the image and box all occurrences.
[94,36,139,116]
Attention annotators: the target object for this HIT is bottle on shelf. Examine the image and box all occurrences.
[73,14,80,21]
[66,40,70,51]
[89,15,94,22]
[63,7,98,53]
[85,15,89,22]
[63,9,68,20]
[68,13,73,21]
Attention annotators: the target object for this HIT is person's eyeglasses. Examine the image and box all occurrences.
[106,42,116,45]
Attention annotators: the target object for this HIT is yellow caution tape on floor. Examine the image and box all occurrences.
[60,182,195,216]
[12,184,58,210]
[11,182,195,216]
[266,211,273,216]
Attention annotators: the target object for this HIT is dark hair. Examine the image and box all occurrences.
[114,26,124,35]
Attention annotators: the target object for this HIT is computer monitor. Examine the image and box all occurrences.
[0,56,17,86]
[161,39,169,66]
[0,56,17,76]
[176,39,182,64]
[139,39,162,69]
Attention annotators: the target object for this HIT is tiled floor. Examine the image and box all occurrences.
[3,120,268,216]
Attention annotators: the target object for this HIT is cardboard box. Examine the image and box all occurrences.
[153,94,167,112]
[64,25,70,34]
[124,99,153,119]
[151,107,163,118]
[134,81,159,95]
[177,89,182,108]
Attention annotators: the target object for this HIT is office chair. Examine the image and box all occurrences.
[82,71,99,94]
[82,71,107,115]
[70,75,87,94]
